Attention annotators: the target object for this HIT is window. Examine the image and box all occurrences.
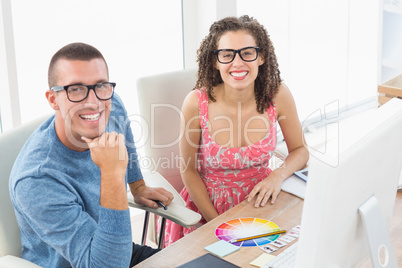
[237,0,381,122]
[1,0,183,132]
[1,0,392,134]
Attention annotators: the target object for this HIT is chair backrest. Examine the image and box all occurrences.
[0,114,50,257]
[136,68,197,192]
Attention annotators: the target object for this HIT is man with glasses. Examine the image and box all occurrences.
[9,42,173,267]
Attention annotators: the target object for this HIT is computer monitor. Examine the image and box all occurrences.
[295,98,402,267]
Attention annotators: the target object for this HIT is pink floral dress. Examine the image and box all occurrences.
[164,88,277,246]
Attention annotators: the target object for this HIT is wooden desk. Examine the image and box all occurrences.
[136,190,402,268]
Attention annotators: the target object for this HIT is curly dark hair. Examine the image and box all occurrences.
[195,15,282,114]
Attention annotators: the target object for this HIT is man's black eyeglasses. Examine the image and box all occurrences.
[51,82,116,103]
[214,46,260,64]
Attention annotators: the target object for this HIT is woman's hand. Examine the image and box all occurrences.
[247,83,309,208]
[247,172,284,207]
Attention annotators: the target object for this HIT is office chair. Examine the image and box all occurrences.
[0,115,50,268]
[129,68,201,248]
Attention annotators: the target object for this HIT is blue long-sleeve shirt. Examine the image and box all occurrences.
[9,94,142,268]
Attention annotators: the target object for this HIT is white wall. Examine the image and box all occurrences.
[0,0,21,131]
[237,0,382,121]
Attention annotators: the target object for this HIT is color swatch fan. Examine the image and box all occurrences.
[215,218,281,247]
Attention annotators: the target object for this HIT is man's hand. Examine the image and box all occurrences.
[129,180,174,209]
[82,132,128,176]
[82,132,129,210]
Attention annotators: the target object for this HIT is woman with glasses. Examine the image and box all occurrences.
[165,15,309,245]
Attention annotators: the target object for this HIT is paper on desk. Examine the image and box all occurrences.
[250,253,275,267]
[204,240,240,258]
[281,175,307,199]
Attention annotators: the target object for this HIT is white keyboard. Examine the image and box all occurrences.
[261,241,299,268]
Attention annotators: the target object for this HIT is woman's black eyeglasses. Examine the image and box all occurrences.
[214,46,260,64]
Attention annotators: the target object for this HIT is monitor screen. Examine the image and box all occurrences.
[295,98,402,267]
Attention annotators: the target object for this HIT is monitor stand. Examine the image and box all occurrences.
[358,195,397,268]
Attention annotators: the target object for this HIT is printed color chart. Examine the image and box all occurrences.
[215,218,281,247]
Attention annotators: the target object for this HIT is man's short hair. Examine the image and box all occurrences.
[48,42,109,88]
